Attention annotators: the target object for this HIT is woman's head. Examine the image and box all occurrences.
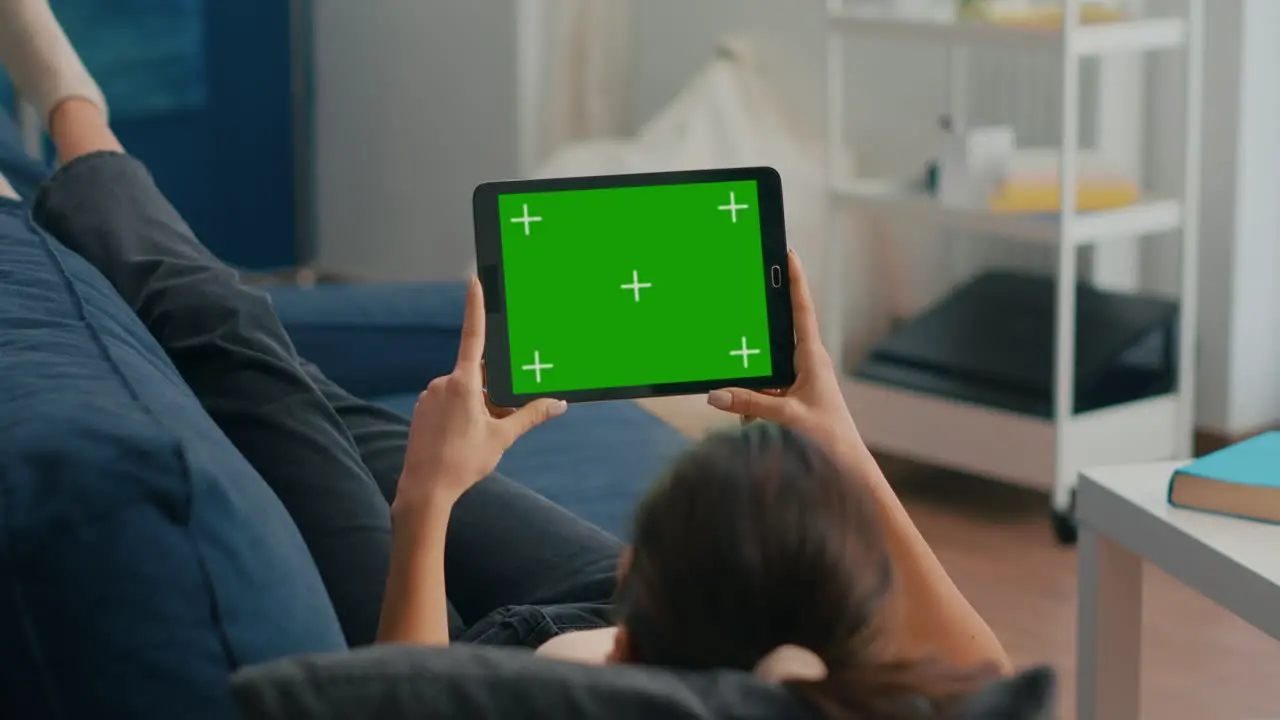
[612,422,992,718]
[614,421,890,672]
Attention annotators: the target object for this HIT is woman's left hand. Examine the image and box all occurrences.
[395,278,567,511]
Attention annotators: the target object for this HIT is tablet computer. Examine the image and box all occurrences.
[473,166,795,406]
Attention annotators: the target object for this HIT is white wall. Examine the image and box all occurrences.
[1220,0,1280,434]
[1145,0,1280,434]
[1144,0,1240,432]
[313,1,519,282]
[627,0,949,177]
[628,2,826,135]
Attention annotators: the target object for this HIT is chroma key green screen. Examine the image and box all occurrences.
[498,180,773,395]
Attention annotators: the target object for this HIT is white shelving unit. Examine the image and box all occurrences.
[823,0,1204,541]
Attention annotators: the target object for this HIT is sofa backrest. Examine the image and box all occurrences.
[0,204,346,719]
[231,643,1057,720]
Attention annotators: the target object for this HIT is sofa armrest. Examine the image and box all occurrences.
[267,281,466,400]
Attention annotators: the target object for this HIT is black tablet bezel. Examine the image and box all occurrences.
[473,166,795,407]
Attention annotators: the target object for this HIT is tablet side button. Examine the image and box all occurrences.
[770,265,782,288]
[480,263,505,313]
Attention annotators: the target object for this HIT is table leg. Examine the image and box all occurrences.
[1077,526,1144,720]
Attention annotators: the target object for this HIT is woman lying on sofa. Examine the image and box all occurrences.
[1,1,1011,716]
[383,255,1014,718]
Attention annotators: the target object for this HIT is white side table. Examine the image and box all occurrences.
[1076,461,1280,720]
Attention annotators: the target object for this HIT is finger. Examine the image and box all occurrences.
[484,389,516,419]
[500,398,568,445]
[417,376,447,403]
[787,251,822,348]
[455,276,486,377]
[740,388,785,425]
[706,388,793,423]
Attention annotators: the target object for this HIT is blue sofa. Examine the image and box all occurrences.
[0,109,687,718]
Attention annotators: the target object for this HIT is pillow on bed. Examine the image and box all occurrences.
[231,644,1056,720]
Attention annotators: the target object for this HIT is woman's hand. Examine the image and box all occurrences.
[396,278,567,512]
[380,277,565,648]
[706,251,859,452]
[709,254,1014,676]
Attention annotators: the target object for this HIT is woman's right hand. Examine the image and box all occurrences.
[706,250,860,453]
[397,278,566,512]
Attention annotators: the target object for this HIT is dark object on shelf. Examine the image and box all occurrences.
[856,271,1178,417]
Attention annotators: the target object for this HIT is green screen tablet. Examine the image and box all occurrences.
[473,167,794,406]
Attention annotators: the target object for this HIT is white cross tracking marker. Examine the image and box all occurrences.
[718,191,749,223]
[730,336,761,368]
[510,203,542,236]
[522,350,554,384]
[620,270,653,302]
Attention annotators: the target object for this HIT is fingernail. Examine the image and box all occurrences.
[707,390,732,410]
[549,399,568,417]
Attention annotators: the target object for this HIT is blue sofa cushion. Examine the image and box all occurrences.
[0,204,346,720]
[379,394,689,538]
[268,282,467,400]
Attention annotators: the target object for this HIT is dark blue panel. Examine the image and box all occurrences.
[111,110,219,258]
[1,0,299,270]
[50,0,207,119]
[204,0,298,269]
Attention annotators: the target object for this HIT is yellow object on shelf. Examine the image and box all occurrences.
[960,3,1126,29]
[987,179,1140,214]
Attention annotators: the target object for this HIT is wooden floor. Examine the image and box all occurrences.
[639,395,1280,719]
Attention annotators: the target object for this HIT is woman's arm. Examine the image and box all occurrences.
[831,438,1013,675]
[375,278,567,646]
[709,251,1011,675]
[377,496,453,645]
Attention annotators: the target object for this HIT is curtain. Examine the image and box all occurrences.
[536,0,631,164]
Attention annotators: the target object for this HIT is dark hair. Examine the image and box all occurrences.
[616,422,997,719]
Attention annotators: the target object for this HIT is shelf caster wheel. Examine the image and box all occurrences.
[1050,489,1078,545]
[1050,510,1078,545]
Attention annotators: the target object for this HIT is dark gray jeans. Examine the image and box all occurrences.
[31,151,620,648]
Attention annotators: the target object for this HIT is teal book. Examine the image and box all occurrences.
[1169,431,1280,523]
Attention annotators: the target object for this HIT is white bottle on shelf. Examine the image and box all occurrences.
[868,0,957,21]
[936,121,1016,209]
